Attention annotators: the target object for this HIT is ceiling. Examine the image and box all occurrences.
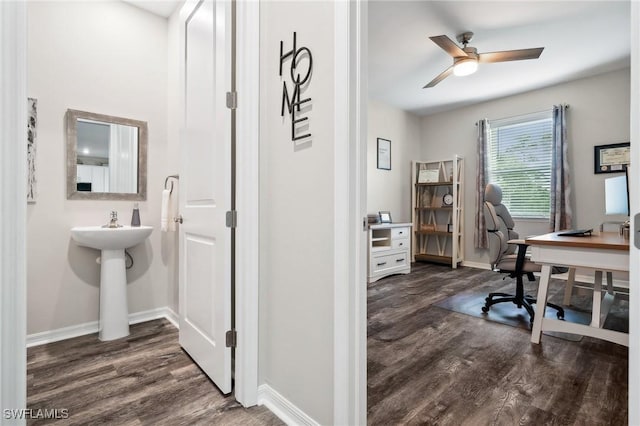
[122,0,181,18]
[368,1,631,116]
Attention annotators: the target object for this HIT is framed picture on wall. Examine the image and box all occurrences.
[594,142,630,174]
[377,138,391,170]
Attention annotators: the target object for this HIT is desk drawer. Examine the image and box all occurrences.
[371,252,409,273]
[392,238,409,250]
[391,227,410,239]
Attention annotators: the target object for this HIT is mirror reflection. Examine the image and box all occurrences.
[66,109,147,201]
[76,119,138,194]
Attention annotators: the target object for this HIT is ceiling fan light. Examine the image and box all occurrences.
[453,58,478,76]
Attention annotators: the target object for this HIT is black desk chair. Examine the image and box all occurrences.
[482,183,564,322]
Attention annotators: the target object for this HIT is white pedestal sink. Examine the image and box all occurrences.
[70,225,153,341]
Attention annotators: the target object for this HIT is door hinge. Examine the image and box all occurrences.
[225,329,237,348]
[226,210,237,228]
[226,91,238,109]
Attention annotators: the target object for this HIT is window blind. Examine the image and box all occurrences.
[487,111,553,218]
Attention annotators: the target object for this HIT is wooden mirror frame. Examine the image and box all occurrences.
[66,109,147,200]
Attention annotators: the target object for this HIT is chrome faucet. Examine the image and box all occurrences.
[103,210,121,228]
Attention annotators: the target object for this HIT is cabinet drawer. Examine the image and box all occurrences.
[391,227,410,239]
[392,238,409,250]
[371,252,409,273]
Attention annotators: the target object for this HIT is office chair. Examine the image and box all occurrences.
[482,183,565,322]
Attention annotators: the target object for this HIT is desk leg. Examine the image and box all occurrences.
[591,271,603,327]
[531,264,552,344]
[563,267,576,306]
[606,271,613,294]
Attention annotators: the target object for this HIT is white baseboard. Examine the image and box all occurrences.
[461,260,491,270]
[257,384,319,426]
[27,306,179,348]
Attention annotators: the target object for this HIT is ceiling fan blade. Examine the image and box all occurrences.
[429,35,467,58]
[424,66,454,88]
[478,47,544,63]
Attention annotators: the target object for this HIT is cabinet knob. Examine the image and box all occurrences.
[377,262,386,266]
[396,258,405,262]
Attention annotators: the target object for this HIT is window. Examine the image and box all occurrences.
[487,110,553,219]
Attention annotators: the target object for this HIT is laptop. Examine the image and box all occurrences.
[557,228,593,237]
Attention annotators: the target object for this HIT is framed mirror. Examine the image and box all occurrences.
[66,109,147,200]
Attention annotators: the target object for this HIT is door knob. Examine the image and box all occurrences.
[174,215,183,224]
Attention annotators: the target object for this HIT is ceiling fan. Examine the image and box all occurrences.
[424,32,544,88]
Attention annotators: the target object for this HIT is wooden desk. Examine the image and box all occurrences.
[525,231,629,346]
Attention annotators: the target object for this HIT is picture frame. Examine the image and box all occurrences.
[418,169,440,183]
[594,142,630,174]
[377,138,391,170]
[378,211,392,223]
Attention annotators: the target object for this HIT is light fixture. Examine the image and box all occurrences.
[453,57,478,76]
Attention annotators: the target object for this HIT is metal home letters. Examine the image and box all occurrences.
[280,32,312,142]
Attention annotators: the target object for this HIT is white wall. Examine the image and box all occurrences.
[27,2,174,334]
[259,1,335,423]
[420,68,630,265]
[368,100,421,223]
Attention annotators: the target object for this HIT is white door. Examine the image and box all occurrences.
[179,0,233,394]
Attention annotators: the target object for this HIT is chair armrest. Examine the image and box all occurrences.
[507,239,529,273]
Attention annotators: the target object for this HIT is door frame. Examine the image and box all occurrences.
[0,0,27,418]
[234,0,260,407]
[629,2,639,424]
[333,0,367,424]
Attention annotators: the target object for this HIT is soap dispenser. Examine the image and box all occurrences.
[131,203,141,227]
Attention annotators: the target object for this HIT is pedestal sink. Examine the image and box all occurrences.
[71,225,153,341]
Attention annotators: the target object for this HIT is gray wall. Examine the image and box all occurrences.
[259,2,336,423]
[368,100,422,223]
[420,68,631,265]
[367,68,630,266]
[27,2,176,334]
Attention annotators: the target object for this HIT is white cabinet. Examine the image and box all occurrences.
[411,156,464,268]
[368,223,412,283]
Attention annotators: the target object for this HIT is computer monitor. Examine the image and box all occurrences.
[604,169,629,216]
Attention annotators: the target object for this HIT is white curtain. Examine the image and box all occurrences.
[108,124,138,193]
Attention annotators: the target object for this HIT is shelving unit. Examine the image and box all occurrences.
[411,156,464,268]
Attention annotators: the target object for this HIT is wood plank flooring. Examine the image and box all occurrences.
[28,262,628,425]
[27,320,282,425]
[368,262,628,425]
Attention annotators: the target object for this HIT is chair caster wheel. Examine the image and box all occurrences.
[481,306,489,313]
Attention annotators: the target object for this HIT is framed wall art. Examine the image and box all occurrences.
[377,138,391,170]
[27,97,37,203]
[594,142,630,174]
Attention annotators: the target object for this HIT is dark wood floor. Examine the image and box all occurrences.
[28,262,628,425]
[27,320,282,425]
[368,262,628,425]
